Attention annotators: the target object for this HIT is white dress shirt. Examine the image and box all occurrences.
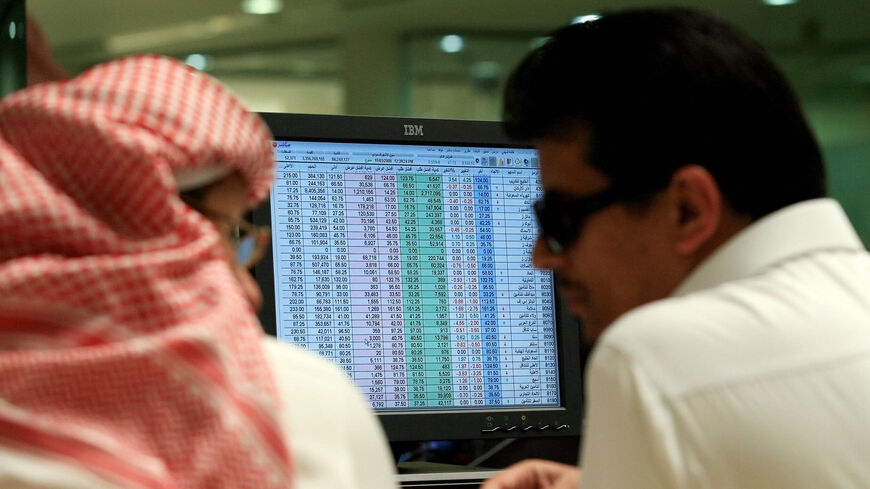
[0,337,398,489]
[580,199,870,489]
[263,338,398,489]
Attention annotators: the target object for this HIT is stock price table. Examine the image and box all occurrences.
[272,161,559,410]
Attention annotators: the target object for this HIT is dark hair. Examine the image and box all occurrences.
[503,8,825,219]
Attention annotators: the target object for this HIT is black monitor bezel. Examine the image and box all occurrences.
[253,112,582,441]
[0,0,26,97]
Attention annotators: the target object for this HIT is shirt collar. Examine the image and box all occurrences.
[672,198,865,297]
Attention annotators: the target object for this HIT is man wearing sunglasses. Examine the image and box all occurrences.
[483,7,870,489]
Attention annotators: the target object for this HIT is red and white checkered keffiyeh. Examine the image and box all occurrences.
[0,55,292,488]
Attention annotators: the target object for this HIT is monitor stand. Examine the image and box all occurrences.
[393,435,580,488]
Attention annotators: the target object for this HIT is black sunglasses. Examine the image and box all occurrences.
[533,186,640,254]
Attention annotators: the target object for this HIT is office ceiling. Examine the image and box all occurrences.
[26,0,870,111]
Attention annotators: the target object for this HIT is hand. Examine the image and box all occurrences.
[481,459,581,489]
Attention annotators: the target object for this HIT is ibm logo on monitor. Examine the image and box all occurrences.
[403,124,423,136]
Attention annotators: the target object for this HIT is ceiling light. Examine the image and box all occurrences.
[184,54,211,71]
[241,0,283,15]
[572,14,601,24]
[763,0,798,5]
[440,35,464,54]
[8,21,15,39]
[105,15,264,53]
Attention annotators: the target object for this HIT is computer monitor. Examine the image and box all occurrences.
[253,113,583,443]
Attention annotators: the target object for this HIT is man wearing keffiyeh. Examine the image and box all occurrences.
[0,55,396,489]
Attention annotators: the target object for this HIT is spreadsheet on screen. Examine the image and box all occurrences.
[269,140,560,412]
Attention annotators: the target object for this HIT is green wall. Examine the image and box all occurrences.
[825,141,870,247]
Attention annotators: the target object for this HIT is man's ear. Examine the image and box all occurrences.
[668,165,722,255]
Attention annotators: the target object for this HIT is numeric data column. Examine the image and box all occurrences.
[275,167,306,345]
[475,174,501,406]
[301,171,335,360]
[444,175,469,407]
[329,171,352,376]
[399,174,426,408]
[462,174,485,406]
[418,174,451,408]
[379,173,408,408]
[347,173,385,408]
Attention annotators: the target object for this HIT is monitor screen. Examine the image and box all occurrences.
[254,113,582,442]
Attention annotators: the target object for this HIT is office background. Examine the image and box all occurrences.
[24,0,870,244]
